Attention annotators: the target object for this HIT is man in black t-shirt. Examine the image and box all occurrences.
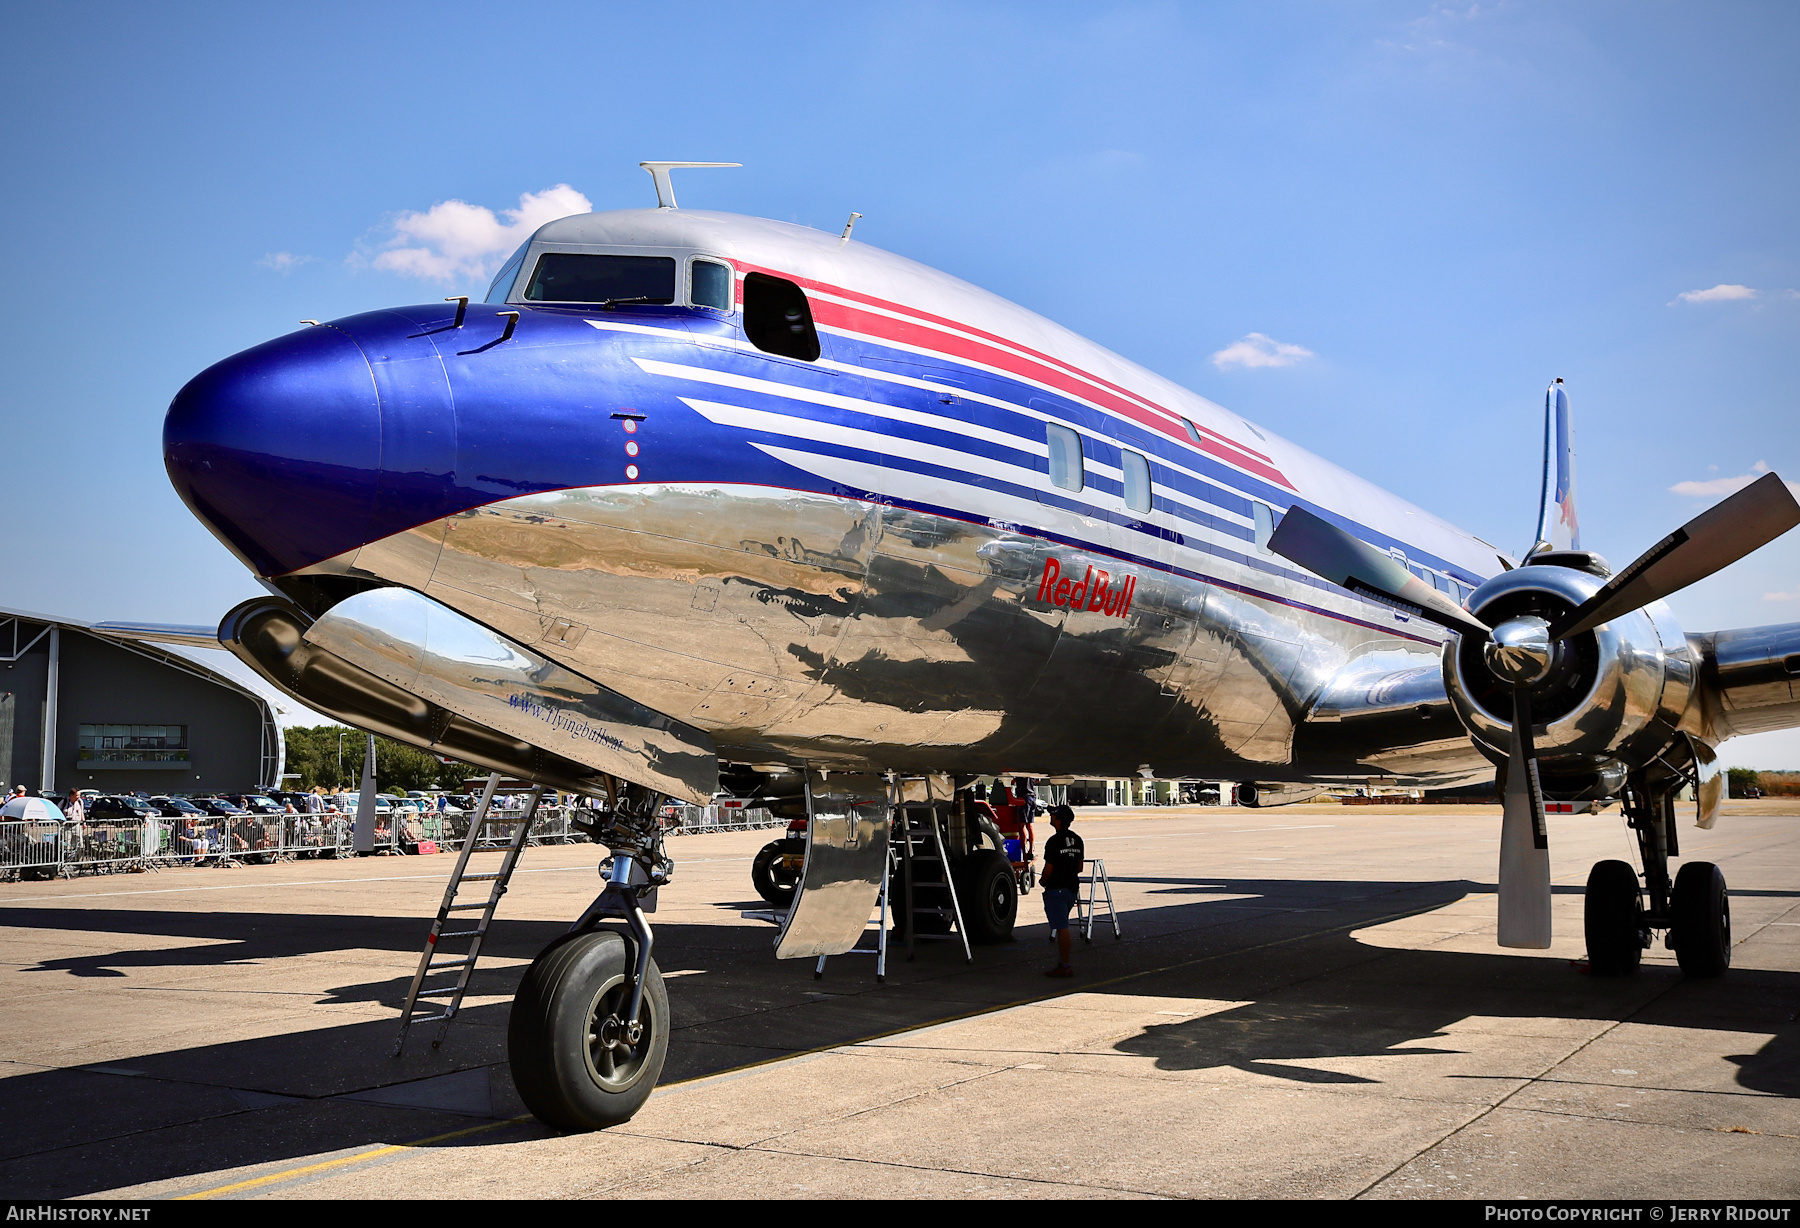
[1040,804,1084,977]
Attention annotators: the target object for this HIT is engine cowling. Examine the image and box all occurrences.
[1443,561,1697,795]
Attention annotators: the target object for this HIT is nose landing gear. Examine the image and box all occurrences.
[510,781,671,1130]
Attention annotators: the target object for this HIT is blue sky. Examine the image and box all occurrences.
[2,2,1796,765]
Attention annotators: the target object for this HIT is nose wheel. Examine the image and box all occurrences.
[508,929,668,1130]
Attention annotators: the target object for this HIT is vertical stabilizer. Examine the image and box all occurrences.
[1530,379,1579,557]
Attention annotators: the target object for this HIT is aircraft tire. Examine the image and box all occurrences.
[507,930,668,1131]
[1671,861,1731,978]
[751,837,804,905]
[1582,859,1643,976]
[956,849,1019,944]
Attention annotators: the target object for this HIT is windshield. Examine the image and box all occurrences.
[523,253,676,304]
[484,242,529,303]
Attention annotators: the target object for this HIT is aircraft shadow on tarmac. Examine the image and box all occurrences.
[0,873,1794,1197]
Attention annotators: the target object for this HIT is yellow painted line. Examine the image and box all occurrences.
[177,1114,534,1199]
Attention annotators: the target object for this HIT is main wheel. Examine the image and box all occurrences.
[956,849,1019,944]
[1671,861,1731,978]
[507,930,669,1130]
[751,837,805,905]
[1583,859,1644,976]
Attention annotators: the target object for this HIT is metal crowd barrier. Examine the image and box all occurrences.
[663,804,780,835]
[61,820,148,873]
[1,801,785,879]
[0,820,64,878]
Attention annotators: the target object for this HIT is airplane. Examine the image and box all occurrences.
[155,161,1800,1131]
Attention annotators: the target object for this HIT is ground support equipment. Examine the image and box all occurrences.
[813,853,891,984]
[393,774,539,1055]
[1075,857,1121,943]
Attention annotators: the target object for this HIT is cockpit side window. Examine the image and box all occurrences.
[743,272,820,361]
[484,242,530,303]
[523,253,676,304]
[691,259,732,311]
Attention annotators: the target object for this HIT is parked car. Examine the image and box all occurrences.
[222,794,282,815]
[85,795,160,822]
[188,797,247,817]
[150,796,207,818]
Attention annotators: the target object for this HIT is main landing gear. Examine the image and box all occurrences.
[510,782,672,1130]
[1582,772,1729,978]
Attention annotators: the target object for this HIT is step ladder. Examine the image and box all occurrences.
[393,775,543,1056]
[892,801,971,964]
[813,854,891,983]
[1074,856,1121,943]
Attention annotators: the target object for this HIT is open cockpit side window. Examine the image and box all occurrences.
[522,253,677,305]
[743,272,820,361]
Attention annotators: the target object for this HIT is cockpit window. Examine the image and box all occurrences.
[523,253,677,304]
[484,242,529,303]
[691,260,732,311]
[742,272,820,361]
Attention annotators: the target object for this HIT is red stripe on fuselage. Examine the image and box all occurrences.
[730,260,1293,490]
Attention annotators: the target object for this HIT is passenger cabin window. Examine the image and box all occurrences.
[485,243,529,303]
[691,260,732,311]
[1122,450,1152,513]
[743,272,820,361]
[523,253,676,304]
[1046,424,1084,492]
[1252,501,1276,553]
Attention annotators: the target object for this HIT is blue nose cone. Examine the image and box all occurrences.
[165,325,381,577]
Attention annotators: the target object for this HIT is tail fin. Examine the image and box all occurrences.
[1530,379,1579,556]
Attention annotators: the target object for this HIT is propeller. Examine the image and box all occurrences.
[1546,472,1800,640]
[1266,506,1490,638]
[1270,469,1800,949]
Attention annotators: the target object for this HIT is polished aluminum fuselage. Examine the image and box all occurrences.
[325,475,1481,784]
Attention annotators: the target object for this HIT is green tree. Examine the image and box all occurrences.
[281,725,474,792]
[1726,767,1761,798]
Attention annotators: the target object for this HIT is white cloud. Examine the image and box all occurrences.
[365,184,592,284]
[1765,586,1800,602]
[1675,284,1759,304]
[1211,332,1314,371]
[258,251,314,273]
[1669,460,1800,500]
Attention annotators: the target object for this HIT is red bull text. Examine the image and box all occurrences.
[1035,557,1136,618]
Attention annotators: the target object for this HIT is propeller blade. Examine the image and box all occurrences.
[1267,505,1490,637]
[1547,471,1800,641]
[1497,684,1552,949]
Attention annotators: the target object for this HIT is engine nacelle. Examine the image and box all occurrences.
[1442,562,1697,793]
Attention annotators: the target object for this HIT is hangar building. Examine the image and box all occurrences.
[0,607,283,796]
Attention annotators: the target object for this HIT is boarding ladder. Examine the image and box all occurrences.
[393,775,542,1056]
[892,801,972,964]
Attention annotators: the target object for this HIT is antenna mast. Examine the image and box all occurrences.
[638,161,742,209]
